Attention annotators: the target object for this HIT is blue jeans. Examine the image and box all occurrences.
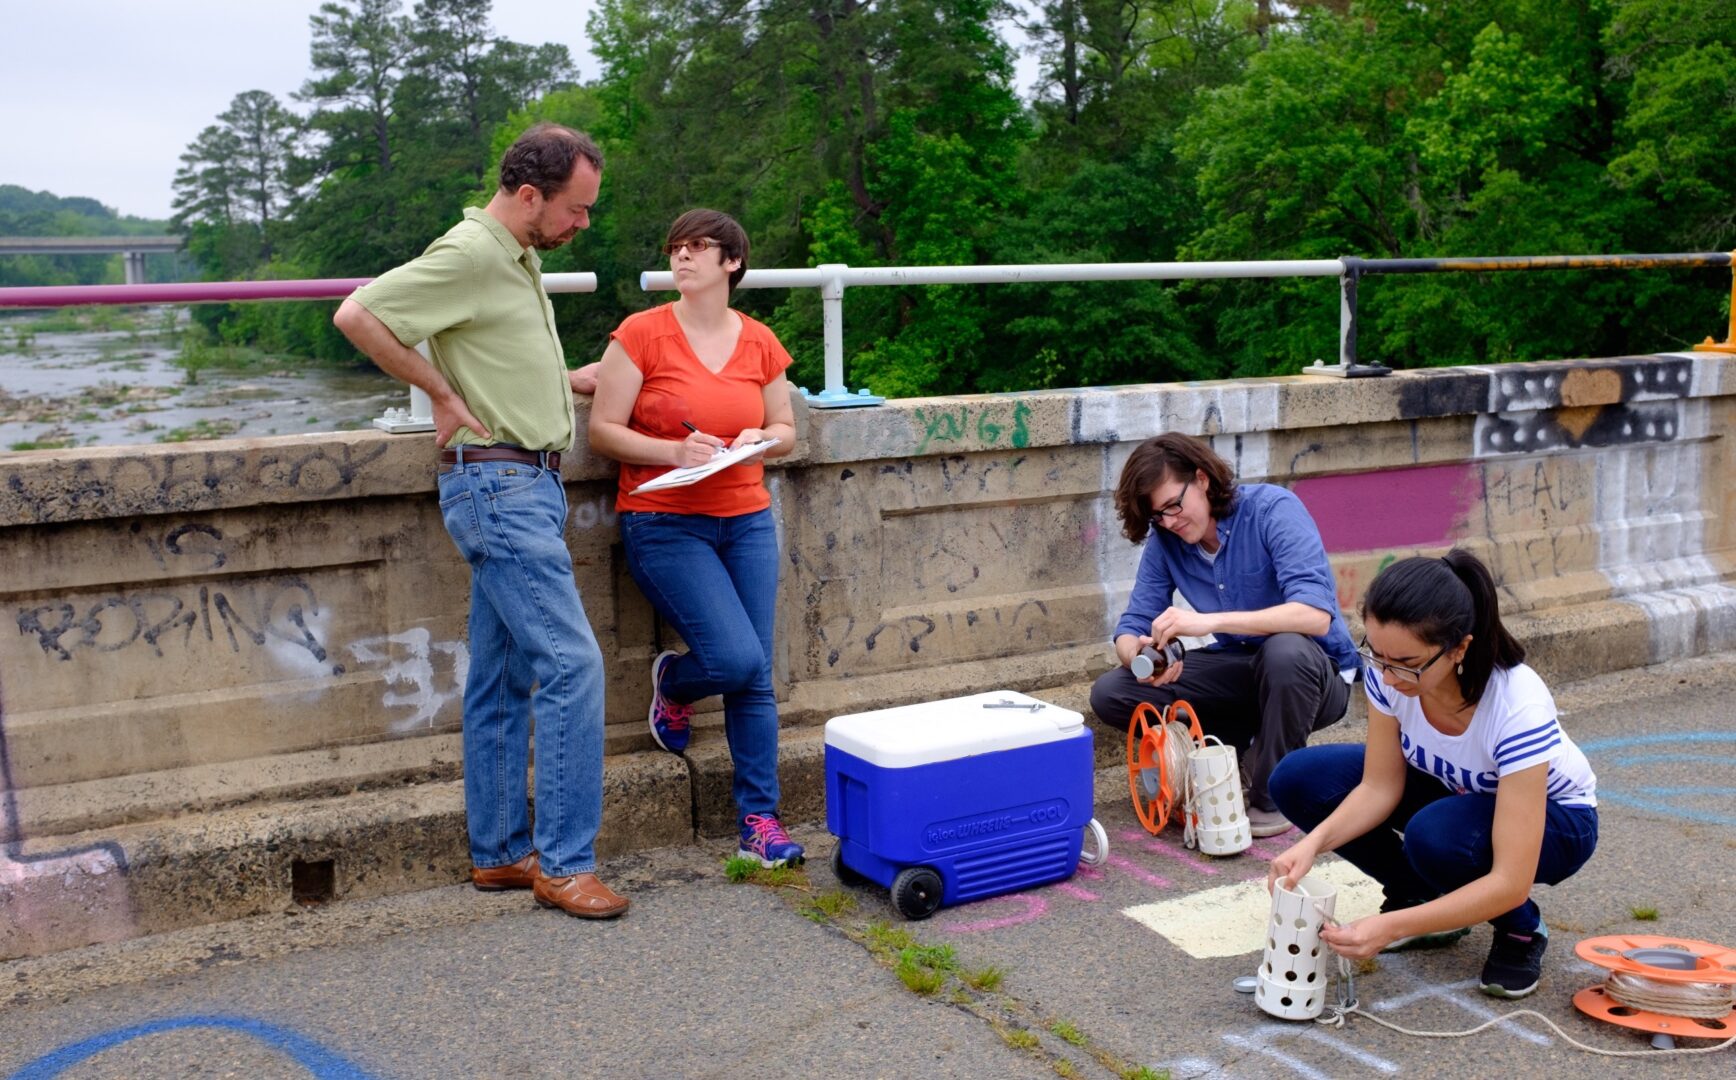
[438,455,606,877]
[1269,743,1598,934]
[621,509,780,824]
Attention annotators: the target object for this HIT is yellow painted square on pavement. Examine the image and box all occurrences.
[1121,860,1385,958]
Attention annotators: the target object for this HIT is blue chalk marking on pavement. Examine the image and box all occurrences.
[1593,793,1736,827]
[1580,732,1736,828]
[1605,754,1732,768]
[8,1015,375,1080]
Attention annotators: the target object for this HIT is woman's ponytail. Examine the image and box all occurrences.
[1438,549,1524,704]
[1362,548,1524,706]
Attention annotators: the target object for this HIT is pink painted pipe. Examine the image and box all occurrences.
[0,279,376,309]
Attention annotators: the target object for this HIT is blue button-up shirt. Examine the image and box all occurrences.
[1113,483,1359,673]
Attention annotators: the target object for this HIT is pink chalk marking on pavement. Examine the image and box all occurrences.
[1245,839,1291,861]
[1076,865,1105,882]
[1292,462,1481,554]
[1053,882,1099,902]
[941,892,1048,934]
[1106,854,1172,889]
[1118,828,1221,875]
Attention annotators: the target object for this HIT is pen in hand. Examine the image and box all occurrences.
[681,420,723,459]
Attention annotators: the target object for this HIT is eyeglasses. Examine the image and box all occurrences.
[661,238,718,256]
[1151,479,1191,521]
[1357,637,1449,682]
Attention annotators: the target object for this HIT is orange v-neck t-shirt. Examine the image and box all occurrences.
[610,303,794,516]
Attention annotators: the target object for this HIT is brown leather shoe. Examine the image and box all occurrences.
[533,872,629,919]
[471,853,539,891]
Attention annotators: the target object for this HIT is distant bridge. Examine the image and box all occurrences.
[0,235,184,285]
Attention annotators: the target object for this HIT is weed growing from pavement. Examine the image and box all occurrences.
[1630,905,1659,921]
[1000,1026,1040,1051]
[801,890,856,923]
[720,855,809,890]
[772,862,1143,1079]
[863,921,917,961]
[896,957,946,995]
[1355,957,1380,977]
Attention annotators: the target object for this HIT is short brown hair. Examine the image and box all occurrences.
[665,208,749,292]
[1112,433,1238,543]
[498,122,604,198]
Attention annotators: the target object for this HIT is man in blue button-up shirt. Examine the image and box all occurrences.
[1091,433,1358,837]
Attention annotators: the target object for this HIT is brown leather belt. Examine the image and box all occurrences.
[438,447,561,470]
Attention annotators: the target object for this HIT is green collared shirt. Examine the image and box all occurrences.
[350,207,573,451]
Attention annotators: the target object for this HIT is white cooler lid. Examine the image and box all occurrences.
[825,690,1084,768]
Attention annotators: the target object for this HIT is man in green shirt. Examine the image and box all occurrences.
[333,123,626,919]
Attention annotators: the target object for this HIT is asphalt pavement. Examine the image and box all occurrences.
[4,652,1735,1079]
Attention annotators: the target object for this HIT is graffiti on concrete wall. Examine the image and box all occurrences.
[16,576,336,671]
[912,401,1031,454]
[346,628,469,732]
[1,442,394,524]
[1292,463,1482,555]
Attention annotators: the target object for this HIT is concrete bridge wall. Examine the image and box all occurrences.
[2,352,1732,956]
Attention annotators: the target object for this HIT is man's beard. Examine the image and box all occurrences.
[527,224,576,251]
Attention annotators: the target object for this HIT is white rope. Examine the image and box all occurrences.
[1604,971,1736,1020]
[1312,957,1736,1057]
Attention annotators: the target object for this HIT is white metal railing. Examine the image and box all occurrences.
[642,261,1353,407]
[373,272,598,432]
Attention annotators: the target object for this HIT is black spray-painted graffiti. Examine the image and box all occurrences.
[2,442,391,524]
[16,576,337,673]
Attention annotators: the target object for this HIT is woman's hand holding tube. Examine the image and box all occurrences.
[1266,837,1319,895]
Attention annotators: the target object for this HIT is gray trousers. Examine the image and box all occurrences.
[1089,633,1350,811]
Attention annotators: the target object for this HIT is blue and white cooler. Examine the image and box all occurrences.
[825,690,1106,920]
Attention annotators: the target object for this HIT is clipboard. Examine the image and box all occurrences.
[630,438,779,494]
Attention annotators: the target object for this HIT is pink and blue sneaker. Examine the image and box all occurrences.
[648,650,693,754]
[738,813,805,868]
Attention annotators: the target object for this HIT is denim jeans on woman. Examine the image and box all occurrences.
[438,454,607,878]
[621,508,781,823]
[1269,743,1598,934]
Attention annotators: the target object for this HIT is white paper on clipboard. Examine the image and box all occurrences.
[630,438,779,494]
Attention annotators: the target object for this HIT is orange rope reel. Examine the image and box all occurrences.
[1125,699,1203,835]
[1572,934,1736,1040]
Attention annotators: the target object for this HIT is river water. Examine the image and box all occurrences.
[0,307,404,451]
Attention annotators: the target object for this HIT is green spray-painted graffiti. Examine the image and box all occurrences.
[912,402,1031,454]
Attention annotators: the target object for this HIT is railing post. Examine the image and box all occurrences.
[373,341,437,433]
[1306,256,1390,378]
[801,263,884,408]
[1339,257,1360,367]
[1699,251,1736,354]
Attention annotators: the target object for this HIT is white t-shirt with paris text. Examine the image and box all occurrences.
[1363,663,1597,807]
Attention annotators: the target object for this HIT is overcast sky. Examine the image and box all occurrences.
[0,1,600,220]
[0,1,1042,223]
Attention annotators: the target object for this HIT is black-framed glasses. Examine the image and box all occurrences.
[1357,637,1448,682]
[1151,479,1191,521]
[661,237,718,256]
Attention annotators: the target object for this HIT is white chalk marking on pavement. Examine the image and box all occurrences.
[1222,1032,1333,1080]
[1297,1027,1400,1073]
[1372,975,1552,1047]
[1120,859,1383,958]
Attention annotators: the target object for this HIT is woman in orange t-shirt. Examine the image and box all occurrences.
[588,209,803,867]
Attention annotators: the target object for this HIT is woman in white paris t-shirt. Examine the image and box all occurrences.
[1265,551,1598,1000]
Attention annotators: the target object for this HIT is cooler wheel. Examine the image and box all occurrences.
[891,866,943,920]
[830,845,868,887]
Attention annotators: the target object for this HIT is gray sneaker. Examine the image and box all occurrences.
[1246,807,1293,838]
[1379,896,1472,952]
